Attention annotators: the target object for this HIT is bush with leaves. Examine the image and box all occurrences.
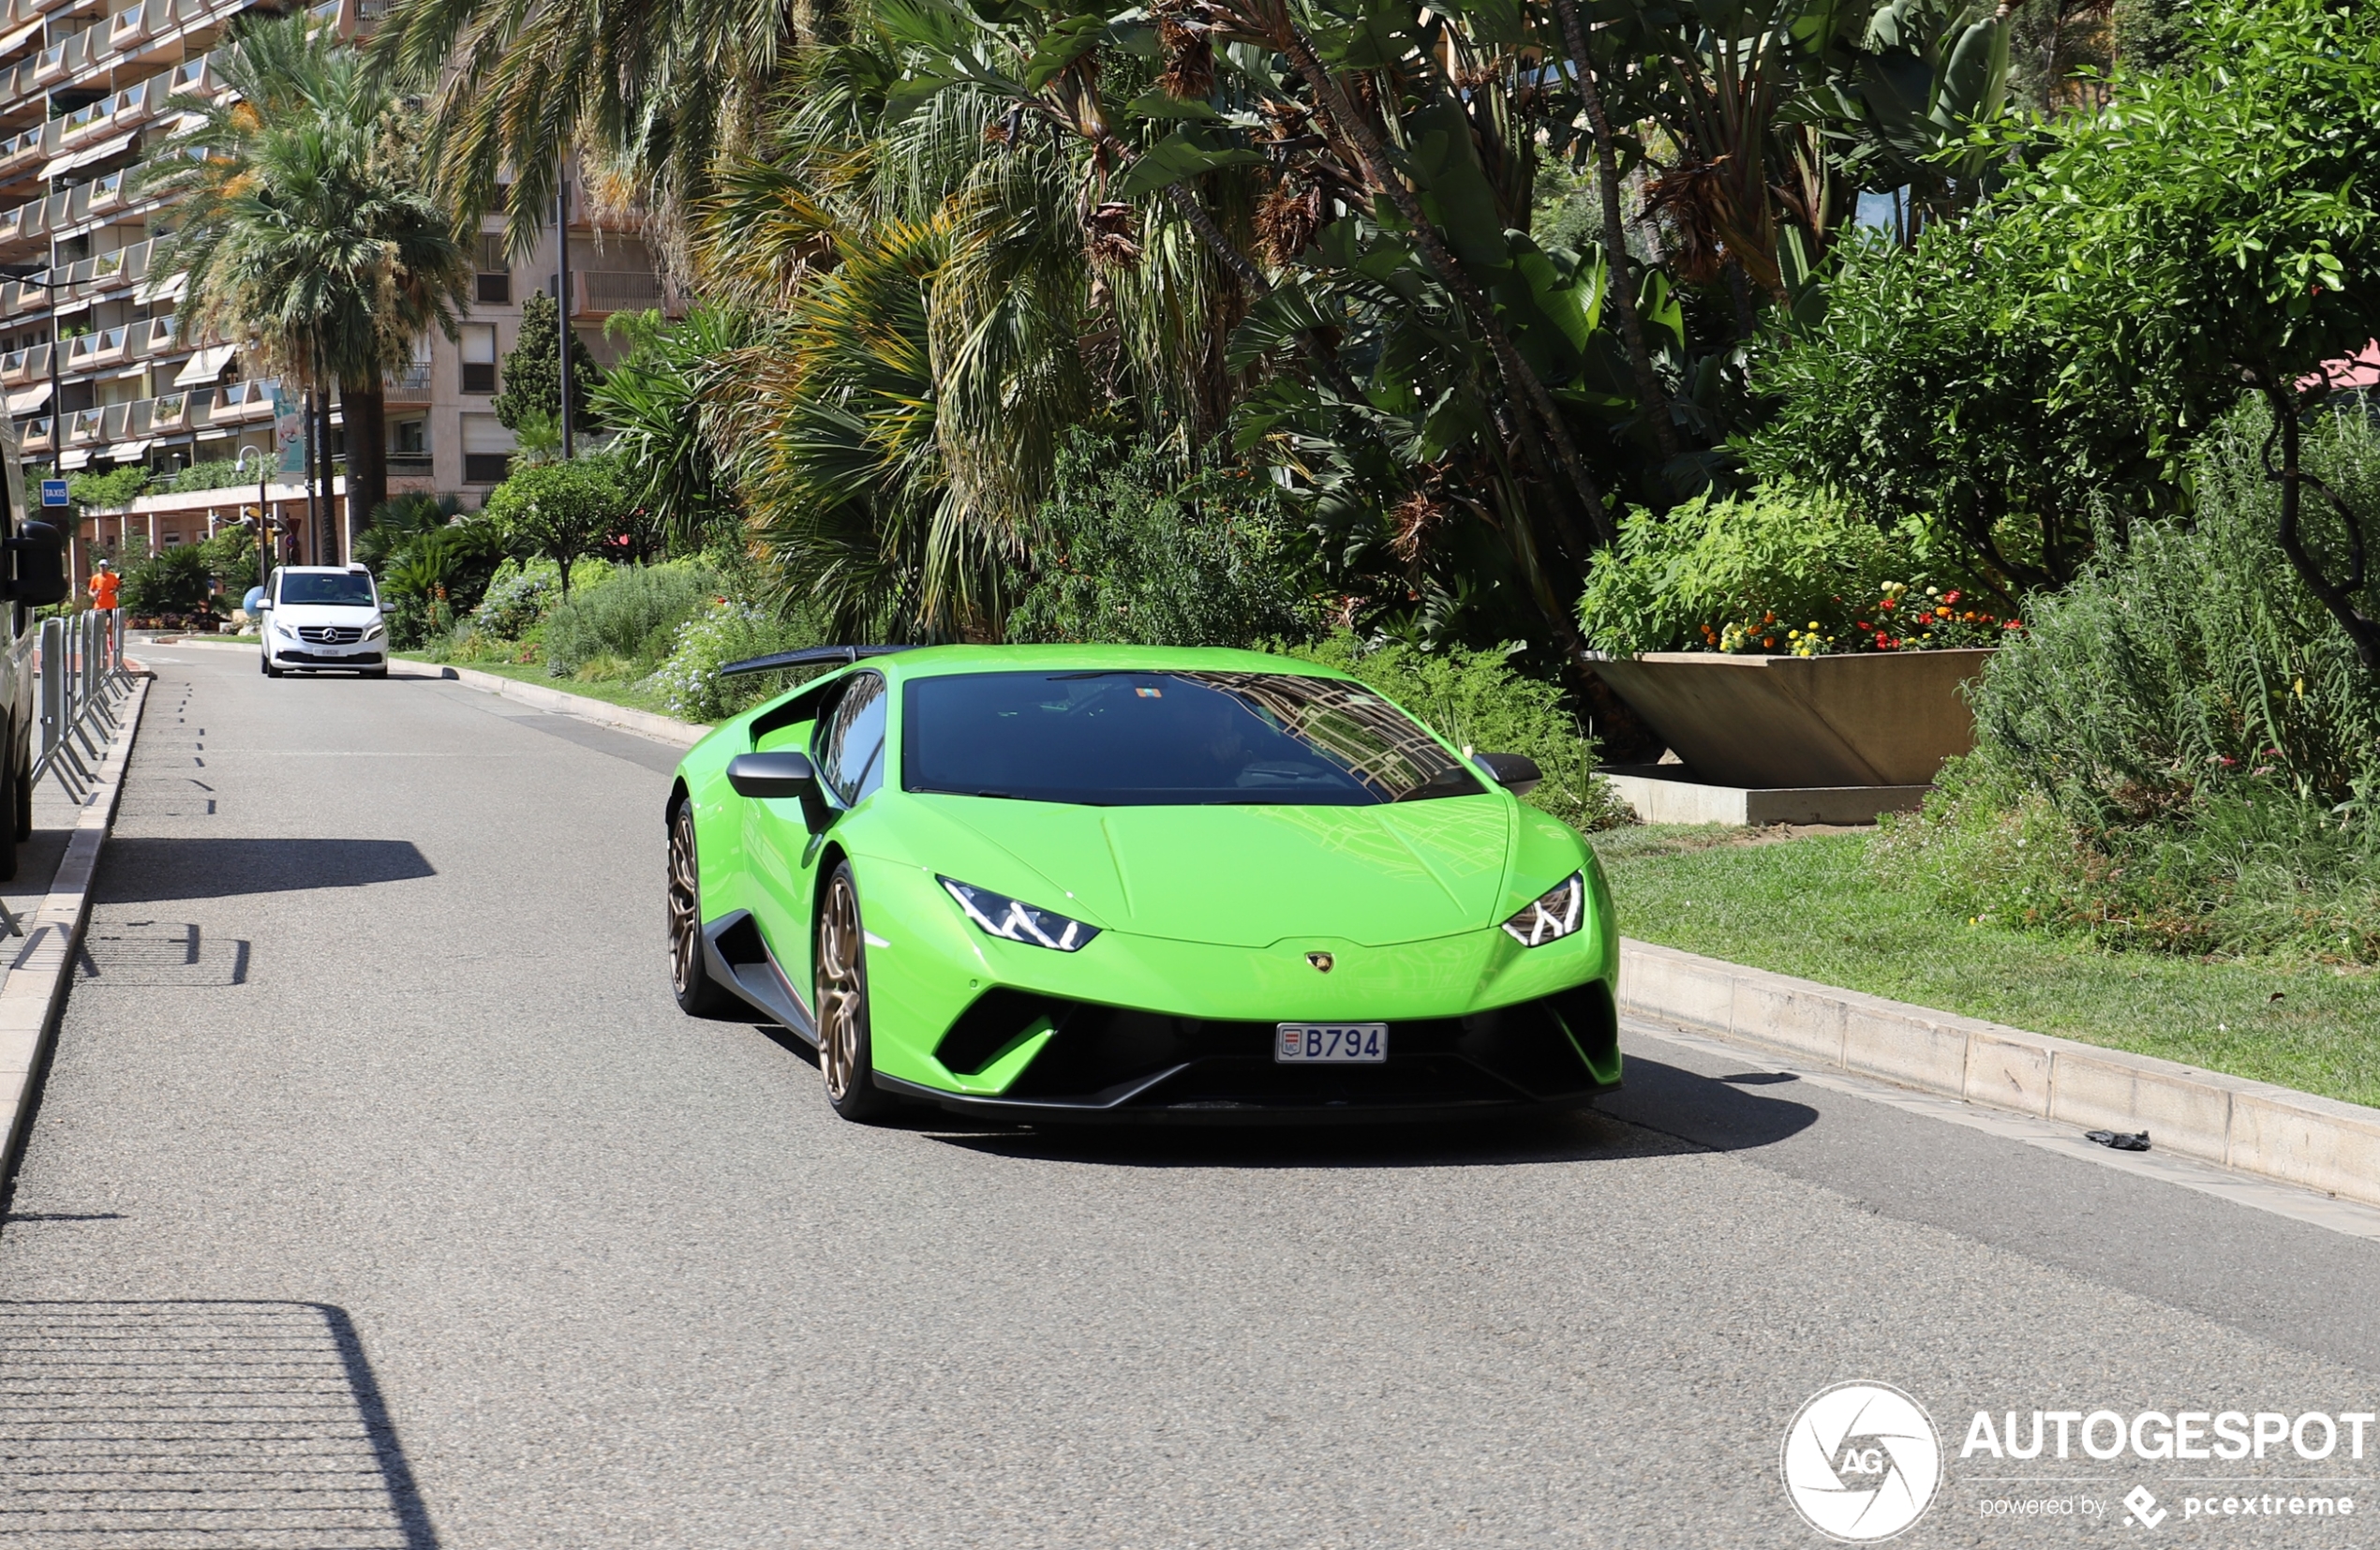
[68,467,152,509]
[494,290,602,433]
[1007,434,1328,649]
[1577,486,2008,657]
[542,559,719,678]
[197,524,260,600]
[1875,403,2380,961]
[119,544,216,617]
[647,598,830,723]
[166,458,259,494]
[1282,633,1632,832]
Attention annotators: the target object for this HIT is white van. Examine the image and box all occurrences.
[258,565,390,678]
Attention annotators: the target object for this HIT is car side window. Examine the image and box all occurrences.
[815,672,888,807]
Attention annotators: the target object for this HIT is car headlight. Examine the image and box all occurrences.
[272,619,296,638]
[939,876,1100,952]
[1502,871,1585,946]
[364,621,386,640]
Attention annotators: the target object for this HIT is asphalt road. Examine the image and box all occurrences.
[2,645,2377,1550]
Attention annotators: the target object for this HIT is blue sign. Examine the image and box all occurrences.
[38,478,67,507]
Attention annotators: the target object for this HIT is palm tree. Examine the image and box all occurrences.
[145,15,473,550]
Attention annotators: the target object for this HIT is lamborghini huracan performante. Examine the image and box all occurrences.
[664,646,1621,1124]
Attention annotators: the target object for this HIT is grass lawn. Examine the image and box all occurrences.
[394,652,701,723]
[1589,825,2380,1109]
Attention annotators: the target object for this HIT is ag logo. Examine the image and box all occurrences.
[1305,951,1333,973]
[1780,1381,1941,1542]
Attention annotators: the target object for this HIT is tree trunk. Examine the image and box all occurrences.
[313,387,336,562]
[342,382,388,553]
[2266,384,2380,677]
[1552,0,1680,461]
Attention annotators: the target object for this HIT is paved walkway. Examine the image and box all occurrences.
[1,645,2376,1548]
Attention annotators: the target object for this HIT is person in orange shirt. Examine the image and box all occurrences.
[87,560,118,612]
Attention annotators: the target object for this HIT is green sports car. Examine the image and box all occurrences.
[664,645,1620,1124]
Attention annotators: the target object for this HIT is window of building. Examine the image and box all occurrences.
[392,418,427,455]
[474,234,511,306]
[460,323,498,394]
[461,413,513,484]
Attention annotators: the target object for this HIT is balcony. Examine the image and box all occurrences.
[106,0,150,49]
[64,322,128,370]
[211,378,275,422]
[572,268,667,320]
[0,122,51,178]
[383,360,431,405]
[0,195,43,244]
[133,312,173,356]
[167,50,211,96]
[0,340,48,382]
[16,412,47,453]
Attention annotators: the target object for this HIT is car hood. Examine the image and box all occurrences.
[919,796,1514,948]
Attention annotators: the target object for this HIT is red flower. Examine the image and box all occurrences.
[1943,589,1961,605]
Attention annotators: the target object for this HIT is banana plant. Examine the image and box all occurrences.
[1824,0,2015,226]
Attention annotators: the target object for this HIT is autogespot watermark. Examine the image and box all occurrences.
[1785,1389,2371,1539]
[1781,1382,1943,1542]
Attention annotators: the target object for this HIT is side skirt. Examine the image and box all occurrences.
[700,910,819,1046]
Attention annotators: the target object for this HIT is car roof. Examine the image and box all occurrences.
[856,644,1356,681]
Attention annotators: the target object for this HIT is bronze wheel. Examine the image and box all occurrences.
[816,862,894,1120]
[666,802,736,1017]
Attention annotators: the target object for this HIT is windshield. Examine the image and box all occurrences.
[277,573,377,606]
[902,670,1485,806]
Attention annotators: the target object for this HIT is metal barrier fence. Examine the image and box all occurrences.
[33,607,134,802]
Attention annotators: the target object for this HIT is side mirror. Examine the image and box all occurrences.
[1473,752,1543,797]
[2,520,67,606]
[726,751,820,800]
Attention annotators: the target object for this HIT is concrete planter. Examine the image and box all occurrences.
[1592,648,1995,788]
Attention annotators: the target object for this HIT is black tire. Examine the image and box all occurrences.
[667,802,740,1019]
[364,666,388,679]
[260,653,281,678]
[815,861,896,1122]
[14,731,30,843]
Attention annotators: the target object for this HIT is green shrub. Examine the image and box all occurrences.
[1283,632,1633,832]
[1876,401,2380,961]
[543,560,719,677]
[1577,486,2009,657]
[1007,433,1326,648]
[119,545,214,616]
[468,558,613,641]
[647,599,827,722]
[67,467,151,509]
[166,458,256,494]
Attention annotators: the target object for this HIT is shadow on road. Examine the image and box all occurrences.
[0,1299,440,1548]
[97,837,437,902]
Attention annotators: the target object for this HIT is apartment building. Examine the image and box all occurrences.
[0,0,672,573]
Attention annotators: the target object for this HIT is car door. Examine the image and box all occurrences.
[741,670,888,1010]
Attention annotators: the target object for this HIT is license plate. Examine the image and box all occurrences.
[1275,1023,1388,1063]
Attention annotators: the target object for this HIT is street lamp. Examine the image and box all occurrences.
[236,443,270,600]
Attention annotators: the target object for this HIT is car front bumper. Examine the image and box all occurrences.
[269,644,385,666]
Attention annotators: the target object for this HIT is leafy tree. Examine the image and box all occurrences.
[482,456,630,599]
[67,467,152,508]
[197,522,261,596]
[589,306,751,550]
[146,15,473,547]
[1973,0,2380,671]
[493,291,603,434]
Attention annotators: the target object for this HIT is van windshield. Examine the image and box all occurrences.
[278,573,376,606]
[901,670,1484,806]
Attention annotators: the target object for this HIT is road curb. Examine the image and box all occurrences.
[0,675,149,1183]
[395,663,708,748]
[145,636,711,749]
[1618,937,2380,1211]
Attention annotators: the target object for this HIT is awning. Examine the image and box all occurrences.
[105,364,145,380]
[134,270,186,304]
[172,344,233,386]
[0,20,41,53]
[56,449,87,469]
[193,427,231,440]
[5,381,49,414]
[37,132,136,182]
[104,439,148,460]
